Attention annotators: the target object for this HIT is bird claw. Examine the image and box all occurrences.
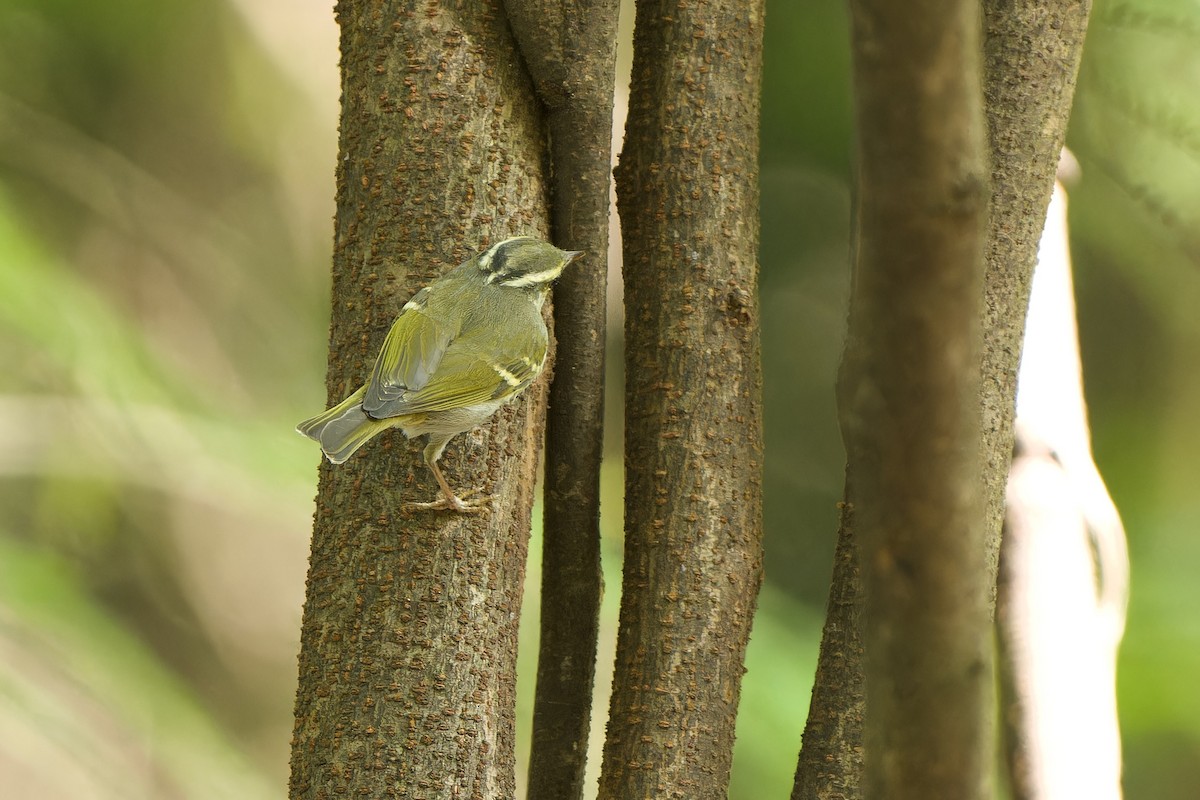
[404,489,490,514]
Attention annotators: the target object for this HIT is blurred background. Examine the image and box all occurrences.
[1,0,1197,798]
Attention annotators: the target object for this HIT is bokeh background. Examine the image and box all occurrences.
[2,0,1198,797]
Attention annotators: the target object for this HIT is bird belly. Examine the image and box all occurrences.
[393,399,507,440]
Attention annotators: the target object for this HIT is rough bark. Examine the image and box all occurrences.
[790,484,865,800]
[792,2,1093,796]
[979,0,1093,584]
[505,3,620,797]
[288,2,549,798]
[597,1,765,798]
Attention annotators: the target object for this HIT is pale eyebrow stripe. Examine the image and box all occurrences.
[499,266,564,288]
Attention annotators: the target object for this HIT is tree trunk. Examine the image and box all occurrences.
[597,1,765,798]
[288,2,550,797]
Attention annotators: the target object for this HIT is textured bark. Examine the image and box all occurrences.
[288,3,548,798]
[505,3,620,797]
[792,2,1093,797]
[979,0,1093,584]
[790,484,865,800]
[597,1,765,798]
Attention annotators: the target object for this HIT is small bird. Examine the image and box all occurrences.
[297,237,582,512]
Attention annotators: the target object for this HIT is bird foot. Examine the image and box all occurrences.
[404,489,490,514]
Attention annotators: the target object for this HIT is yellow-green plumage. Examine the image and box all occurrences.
[297,237,581,512]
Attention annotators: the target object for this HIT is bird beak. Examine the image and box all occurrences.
[564,250,585,264]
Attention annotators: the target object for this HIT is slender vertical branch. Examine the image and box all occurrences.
[598,1,765,797]
[979,0,1093,580]
[505,3,620,797]
[844,0,992,796]
[791,481,865,800]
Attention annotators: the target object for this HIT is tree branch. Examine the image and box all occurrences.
[598,1,765,797]
[842,0,992,795]
[979,0,1093,587]
[505,2,621,797]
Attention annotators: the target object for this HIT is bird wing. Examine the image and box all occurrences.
[365,341,546,417]
[362,288,454,413]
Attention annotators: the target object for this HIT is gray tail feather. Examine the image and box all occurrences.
[296,386,393,464]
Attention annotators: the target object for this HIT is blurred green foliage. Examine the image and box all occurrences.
[0,0,1197,797]
[0,535,277,799]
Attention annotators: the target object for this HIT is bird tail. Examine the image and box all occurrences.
[296,386,394,464]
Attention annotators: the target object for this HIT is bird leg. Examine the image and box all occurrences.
[404,458,489,513]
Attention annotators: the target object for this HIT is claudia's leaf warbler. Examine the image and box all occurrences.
[297,236,582,512]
